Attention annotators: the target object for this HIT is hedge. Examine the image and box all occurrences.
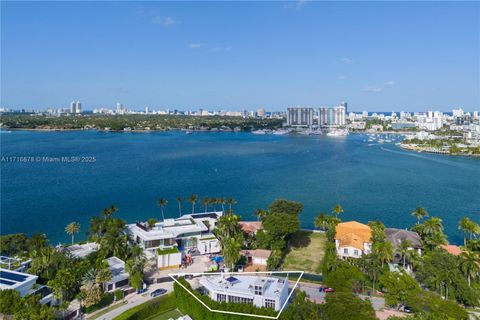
[113,293,177,320]
[82,292,114,314]
[174,277,277,320]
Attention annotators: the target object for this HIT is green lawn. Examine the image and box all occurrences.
[88,301,127,320]
[282,230,327,274]
[146,309,183,320]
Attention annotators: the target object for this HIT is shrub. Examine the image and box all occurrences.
[82,292,114,314]
[114,289,124,301]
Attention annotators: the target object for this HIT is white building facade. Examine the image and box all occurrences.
[200,275,289,311]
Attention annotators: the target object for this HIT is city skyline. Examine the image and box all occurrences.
[1,1,479,111]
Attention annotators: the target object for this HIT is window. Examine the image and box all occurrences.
[354,249,359,255]
[228,295,253,304]
[265,299,276,309]
[254,285,263,295]
[343,248,348,254]
[217,294,227,302]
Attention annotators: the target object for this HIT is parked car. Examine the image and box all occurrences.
[324,287,335,293]
[137,288,147,294]
[150,288,167,297]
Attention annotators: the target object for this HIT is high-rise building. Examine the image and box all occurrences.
[75,101,82,114]
[70,100,82,114]
[116,103,124,115]
[70,101,76,114]
[318,105,346,127]
[286,107,314,127]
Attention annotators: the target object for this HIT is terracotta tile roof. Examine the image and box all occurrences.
[239,221,263,234]
[440,244,463,256]
[335,221,372,250]
[240,249,271,259]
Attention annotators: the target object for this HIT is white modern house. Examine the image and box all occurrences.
[127,212,222,269]
[63,242,99,259]
[104,257,129,292]
[0,268,38,297]
[199,274,289,311]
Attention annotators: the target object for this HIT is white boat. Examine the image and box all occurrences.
[326,129,349,137]
[185,131,193,135]
[273,129,289,135]
[252,129,267,135]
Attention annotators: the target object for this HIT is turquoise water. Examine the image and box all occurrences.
[1,130,479,245]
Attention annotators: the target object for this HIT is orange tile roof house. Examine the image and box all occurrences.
[440,244,463,256]
[239,221,263,234]
[335,221,373,259]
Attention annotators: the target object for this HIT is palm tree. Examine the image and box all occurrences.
[65,222,80,245]
[96,266,112,291]
[314,212,328,231]
[176,197,183,216]
[202,197,209,213]
[405,249,421,272]
[372,241,393,268]
[102,205,118,220]
[189,194,198,214]
[459,250,480,287]
[332,204,343,220]
[459,217,472,247]
[147,218,157,229]
[466,219,480,242]
[227,198,237,214]
[219,198,226,213]
[157,198,168,221]
[423,217,444,250]
[398,240,411,269]
[223,236,242,271]
[411,206,428,225]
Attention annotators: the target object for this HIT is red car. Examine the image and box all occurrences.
[319,287,335,293]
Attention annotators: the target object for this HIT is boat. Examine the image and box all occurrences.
[273,129,289,135]
[185,131,193,135]
[326,129,349,137]
[252,129,267,135]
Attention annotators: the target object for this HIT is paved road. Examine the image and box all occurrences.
[293,281,385,311]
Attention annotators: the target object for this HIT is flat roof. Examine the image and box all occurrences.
[200,274,286,300]
[127,211,223,241]
[0,268,38,289]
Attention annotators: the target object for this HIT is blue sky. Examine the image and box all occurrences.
[1,1,479,112]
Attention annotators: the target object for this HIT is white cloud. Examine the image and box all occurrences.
[341,57,353,64]
[384,80,395,86]
[150,16,180,26]
[189,43,203,49]
[363,85,382,93]
[337,75,348,80]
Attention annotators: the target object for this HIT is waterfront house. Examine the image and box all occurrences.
[385,228,423,264]
[0,268,38,297]
[104,257,129,292]
[63,242,99,259]
[0,268,57,306]
[127,212,222,268]
[199,274,289,311]
[334,221,372,259]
